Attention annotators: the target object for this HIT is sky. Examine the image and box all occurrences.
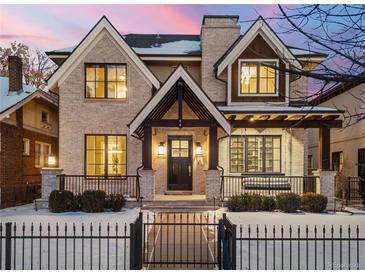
[0,4,300,51]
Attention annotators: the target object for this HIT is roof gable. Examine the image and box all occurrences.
[129,66,231,135]
[47,16,160,90]
[216,17,302,76]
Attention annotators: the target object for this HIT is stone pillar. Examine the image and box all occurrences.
[313,169,336,210]
[41,168,64,200]
[205,169,221,200]
[139,169,155,201]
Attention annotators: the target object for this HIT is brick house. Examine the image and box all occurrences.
[45,15,342,202]
[0,56,58,208]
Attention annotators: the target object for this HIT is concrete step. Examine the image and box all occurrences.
[141,199,223,211]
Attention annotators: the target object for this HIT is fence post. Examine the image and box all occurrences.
[130,213,143,270]
[231,223,237,270]
[347,177,351,201]
[59,175,65,191]
[130,222,135,270]
[5,222,12,270]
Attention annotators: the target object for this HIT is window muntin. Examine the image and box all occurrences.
[85,64,127,99]
[239,61,277,94]
[171,139,189,158]
[35,142,51,168]
[85,135,127,176]
[230,135,281,173]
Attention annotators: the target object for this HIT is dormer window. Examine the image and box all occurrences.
[239,60,278,95]
[85,64,127,99]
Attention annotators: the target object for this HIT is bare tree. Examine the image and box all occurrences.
[0,41,56,89]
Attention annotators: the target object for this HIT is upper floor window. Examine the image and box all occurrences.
[239,60,277,95]
[41,111,49,123]
[85,64,127,99]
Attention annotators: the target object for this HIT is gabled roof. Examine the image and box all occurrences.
[129,65,231,135]
[0,76,58,120]
[215,16,302,76]
[47,16,160,90]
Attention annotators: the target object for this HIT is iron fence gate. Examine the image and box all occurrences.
[143,212,219,269]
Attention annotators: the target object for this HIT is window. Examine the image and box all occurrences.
[35,142,51,168]
[230,135,281,173]
[85,64,127,99]
[23,138,30,156]
[358,149,365,177]
[85,135,127,176]
[332,151,344,173]
[239,60,277,94]
[41,111,49,123]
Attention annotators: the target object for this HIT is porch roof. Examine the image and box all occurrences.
[128,66,231,137]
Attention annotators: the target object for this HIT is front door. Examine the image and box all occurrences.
[168,136,193,191]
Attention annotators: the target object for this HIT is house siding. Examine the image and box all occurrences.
[58,31,152,175]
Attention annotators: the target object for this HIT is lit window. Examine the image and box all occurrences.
[230,135,281,173]
[35,142,51,168]
[240,61,276,94]
[85,135,127,176]
[85,64,127,99]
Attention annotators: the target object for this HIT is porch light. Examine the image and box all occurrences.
[48,155,56,166]
[196,142,203,156]
[249,117,254,122]
[158,142,165,156]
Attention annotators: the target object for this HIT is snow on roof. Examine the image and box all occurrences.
[51,46,76,53]
[287,46,327,57]
[218,105,342,114]
[0,76,38,114]
[132,40,201,55]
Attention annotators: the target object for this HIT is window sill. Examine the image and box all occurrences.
[237,93,279,97]
[84,98,128,103]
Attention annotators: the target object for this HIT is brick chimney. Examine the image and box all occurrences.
[201,15,241,103]
[8,56,23,95]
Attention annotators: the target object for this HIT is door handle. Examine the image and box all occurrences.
[188,165,192,177]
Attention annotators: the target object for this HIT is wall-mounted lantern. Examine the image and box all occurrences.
[196,142,203,157]
[48,155,56,167]
[157,142,165,156]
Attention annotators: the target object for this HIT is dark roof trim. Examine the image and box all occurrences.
[202,15,239,25]
[220,109,343,114]
[287,45,328,59]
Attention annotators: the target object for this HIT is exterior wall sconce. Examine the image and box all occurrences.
[157,142,165,156]
[48,155,56,167]
[196,142,203,157]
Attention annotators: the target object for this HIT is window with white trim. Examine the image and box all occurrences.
[35,142,51,168]
[239,60,277,94]
[23,138,30,156]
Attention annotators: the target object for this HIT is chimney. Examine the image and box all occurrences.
[8,56,23,95]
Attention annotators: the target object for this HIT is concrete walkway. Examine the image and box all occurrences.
[144,212,218,270]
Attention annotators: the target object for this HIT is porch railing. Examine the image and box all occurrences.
[220,175,318,200]
[56,175,139,199]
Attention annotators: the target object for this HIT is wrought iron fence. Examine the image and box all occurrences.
[56,175,139,199]
[221,175,318,200]
[219,214,364,270]
[0,214,143,270]
[335,176,364,207]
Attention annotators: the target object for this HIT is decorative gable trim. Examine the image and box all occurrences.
[129,66,231,134]
[48,16,160,90]
[216,17,302,76]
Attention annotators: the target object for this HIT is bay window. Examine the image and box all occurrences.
[85,135,127,176]
[230,135,281,173]
[85,64,127,99]
[239,60,277,94]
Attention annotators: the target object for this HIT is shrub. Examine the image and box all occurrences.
[81,190,106,212]
[71,194,83,211]
[276,193,301,213]
[227,194,262,212]
[301,193,327,212]
[105,194,126,212]
[48,190,75,213]
[261,196,276,211]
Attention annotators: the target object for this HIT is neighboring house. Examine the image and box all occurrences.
[308,79,365,177]
[0,56,58,208]
[45,15,342,201]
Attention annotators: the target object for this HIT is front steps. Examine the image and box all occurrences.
[140,199,222,211]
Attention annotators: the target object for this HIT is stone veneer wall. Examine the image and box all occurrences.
[58,30,152,176]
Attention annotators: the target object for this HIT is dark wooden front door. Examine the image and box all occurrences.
[168,136,193,191]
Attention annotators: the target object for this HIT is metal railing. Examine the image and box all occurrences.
[219,214,364,270]
[0,213,143,270]
[56,175,139,199]
[221,175,318,200]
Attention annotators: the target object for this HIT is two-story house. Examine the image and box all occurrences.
[46,15,342,202]
[0,56,58,208]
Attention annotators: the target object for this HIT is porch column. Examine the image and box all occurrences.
[209,125,218,170]
[143,125,152,170]
[319,126,331,170]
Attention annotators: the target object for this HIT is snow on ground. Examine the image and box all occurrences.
[209,207,365,270]
[0,204,141,270]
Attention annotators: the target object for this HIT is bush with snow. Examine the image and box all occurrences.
[301,192,327,212]
[81,190,106,212]
[227,194,262,212]
[48,190,75,213]
[261,196,277,211]
[276,193,301,213]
